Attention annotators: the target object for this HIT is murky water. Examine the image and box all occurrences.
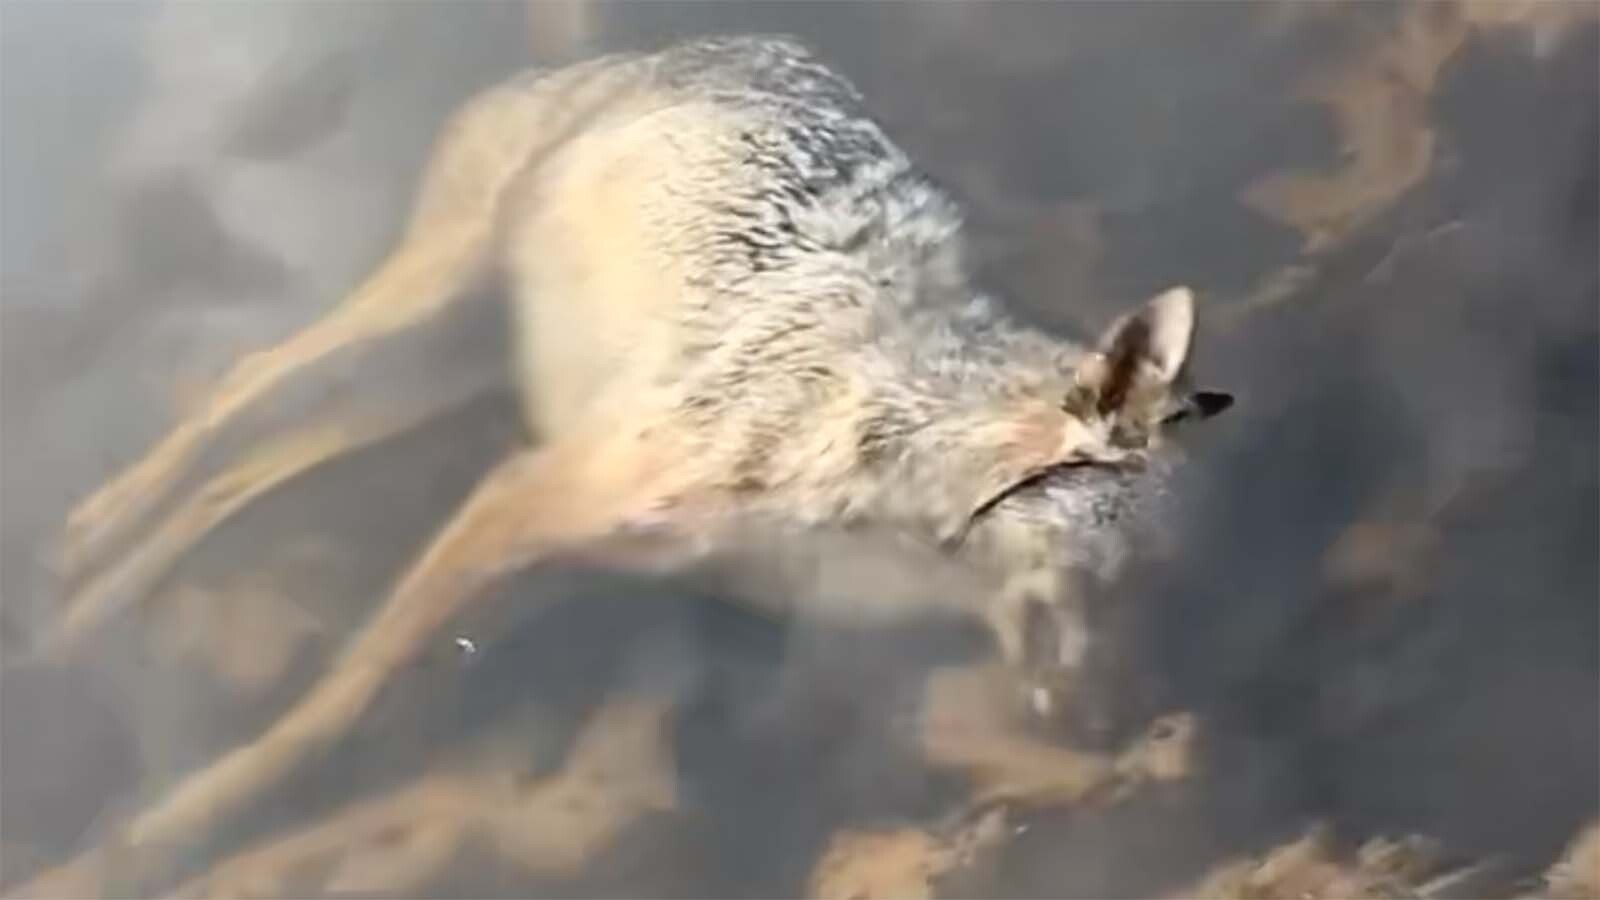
[2,3,1596,896]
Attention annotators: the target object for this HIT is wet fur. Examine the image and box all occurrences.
[29,34,1233,895]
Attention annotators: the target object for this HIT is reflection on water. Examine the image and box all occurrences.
[1,3,1596,897]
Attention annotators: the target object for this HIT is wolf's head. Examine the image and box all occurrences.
[948,286,1233,739]
[958,287,1233,565]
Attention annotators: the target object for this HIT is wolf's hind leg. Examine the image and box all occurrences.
[27,436,706,895]
[52,55,652,656]
[56,225,496,588]
[40,348,500,662]
[51,57,616,592]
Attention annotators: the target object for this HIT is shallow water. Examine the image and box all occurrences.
[2,3,1595,896]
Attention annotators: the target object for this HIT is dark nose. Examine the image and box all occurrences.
[1192,390,1234,418]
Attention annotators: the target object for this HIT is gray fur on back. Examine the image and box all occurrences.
[551,36,1171,591]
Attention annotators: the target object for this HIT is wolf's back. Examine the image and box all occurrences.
[485,36,973,440]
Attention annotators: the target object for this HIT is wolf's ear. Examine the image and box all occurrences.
[1070,287,1195,417]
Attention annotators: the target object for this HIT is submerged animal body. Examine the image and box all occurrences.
[499,36,1227,648]
[34,34,1232,893]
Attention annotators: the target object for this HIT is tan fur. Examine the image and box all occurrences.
[26,35,1234,895]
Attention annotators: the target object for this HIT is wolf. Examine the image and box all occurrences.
[37,34,1232,886]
